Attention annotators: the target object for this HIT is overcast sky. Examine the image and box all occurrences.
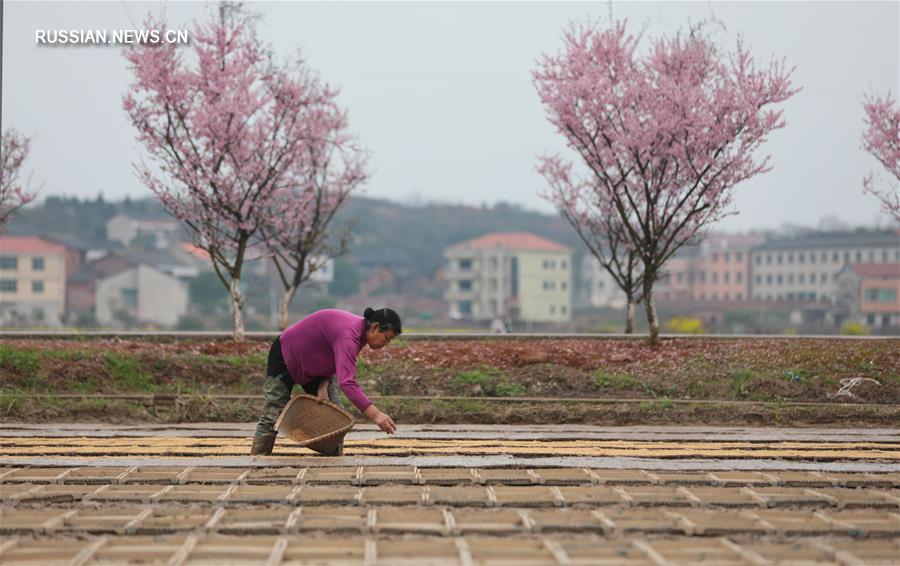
[3,1,898,231]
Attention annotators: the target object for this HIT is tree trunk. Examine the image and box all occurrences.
[228,278,245,341]
[624,299,635,334]
[642,278,659,345]
[278,285,298,331]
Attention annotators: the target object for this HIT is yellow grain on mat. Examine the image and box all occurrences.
[1,437,896,450]
[1,436,897,459]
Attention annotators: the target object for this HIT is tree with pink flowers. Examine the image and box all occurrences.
[861,92,900,222]
[539,156,644,333]
[534,19,798,342]
[0,129,37,234]
[123,4,351,339]
[262,100,368,330]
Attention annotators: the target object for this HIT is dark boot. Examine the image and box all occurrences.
[250,432,277,456]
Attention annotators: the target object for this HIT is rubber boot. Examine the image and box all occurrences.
[250,432,277,456]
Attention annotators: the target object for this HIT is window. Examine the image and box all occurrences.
[777,274,783,285]
[561,305,567,314]
[458,280,473,292]
[832,252,838,262]
[756,256,762,265]
[543,259,556,270]
[459,301,472,315]
[798,274,805,284]
[766,254,772,265]
[0,257,17,270]
[712,273,718,284]
[32,281,44,293]
[736,272,743,283]
[787,292,795,301]
[724,272,730,283]
[787,274,794,284]
[884,250,889,262]
[856,251,862,262]
[736,293,743,300]
[755,275,761,285]
[549,305,556,315]
[0,279,16,293]
[560,260,567,270]
[489,279,498,292]
[822,273,828,285]
[676,273,683,283]
[724,253,730,262]
[32,257,44,271]
[458,259,472,271]
[843,252,850,264]
[122,288,138,307]
[724,292,730,300]
[810,253,816,264]
[561,282,567,291]
[866,288,898,302]
[820,252,826,263]
[699,272,706,283]
[777,254,783,265]
[489,257,498,271]
[712,293,719,300]
[597,281,605,289]
[766,274,773,285]
[868,250,875,261]
[787,254,794,264]
[810,273,816,283]
[736,253,743,262]
[712,253,718,262]
[798,253,805,264]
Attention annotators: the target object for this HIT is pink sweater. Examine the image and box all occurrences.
[279,309,372,411]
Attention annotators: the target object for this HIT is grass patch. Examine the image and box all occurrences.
[729,368,756,398]
[593,370,636,390]
[0,345,41,376]
[104,353,156,392]
[494,382,526,397]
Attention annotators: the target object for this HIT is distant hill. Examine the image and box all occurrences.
[7,192,591,278]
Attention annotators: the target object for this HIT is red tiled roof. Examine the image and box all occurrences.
[0,236,67,255]
[450,232,569,252]
[851,263,900,278]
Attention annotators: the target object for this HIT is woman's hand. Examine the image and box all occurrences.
[372,411,397,435]
[316,380,330,403]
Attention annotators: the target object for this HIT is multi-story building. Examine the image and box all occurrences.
[580,255,628,309]
[0,236,67,326]
[750,230,900,303]
[106,213,181,249]
[690,234,765,301]
[95,263,189,328]
[835,263,900,329]
[444,232,572,323]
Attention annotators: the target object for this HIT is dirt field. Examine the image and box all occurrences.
[1,423,898,564]
[1,336,898,426]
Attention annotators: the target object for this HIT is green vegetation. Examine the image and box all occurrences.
[104,353,156,392]
[450,366,525,397]
[0,345,40,376]
[593,370,635,390]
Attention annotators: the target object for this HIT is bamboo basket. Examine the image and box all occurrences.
[274,394,356,455]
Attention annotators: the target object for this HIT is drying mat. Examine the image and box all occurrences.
[275,394,356,455]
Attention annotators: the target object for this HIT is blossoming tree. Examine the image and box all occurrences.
[262,91,369,330]
[534,20,798,342]
[124,4,339,339]
[0,129,36,234]
[861,92,900,222]
[539,156,644,333]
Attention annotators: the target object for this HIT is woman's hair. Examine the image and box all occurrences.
[363,307,402,335]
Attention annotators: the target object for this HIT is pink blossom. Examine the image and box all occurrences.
[861,91,900,222]
[0,129,37,233]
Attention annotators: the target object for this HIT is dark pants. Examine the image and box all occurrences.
[254,337,341,439]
